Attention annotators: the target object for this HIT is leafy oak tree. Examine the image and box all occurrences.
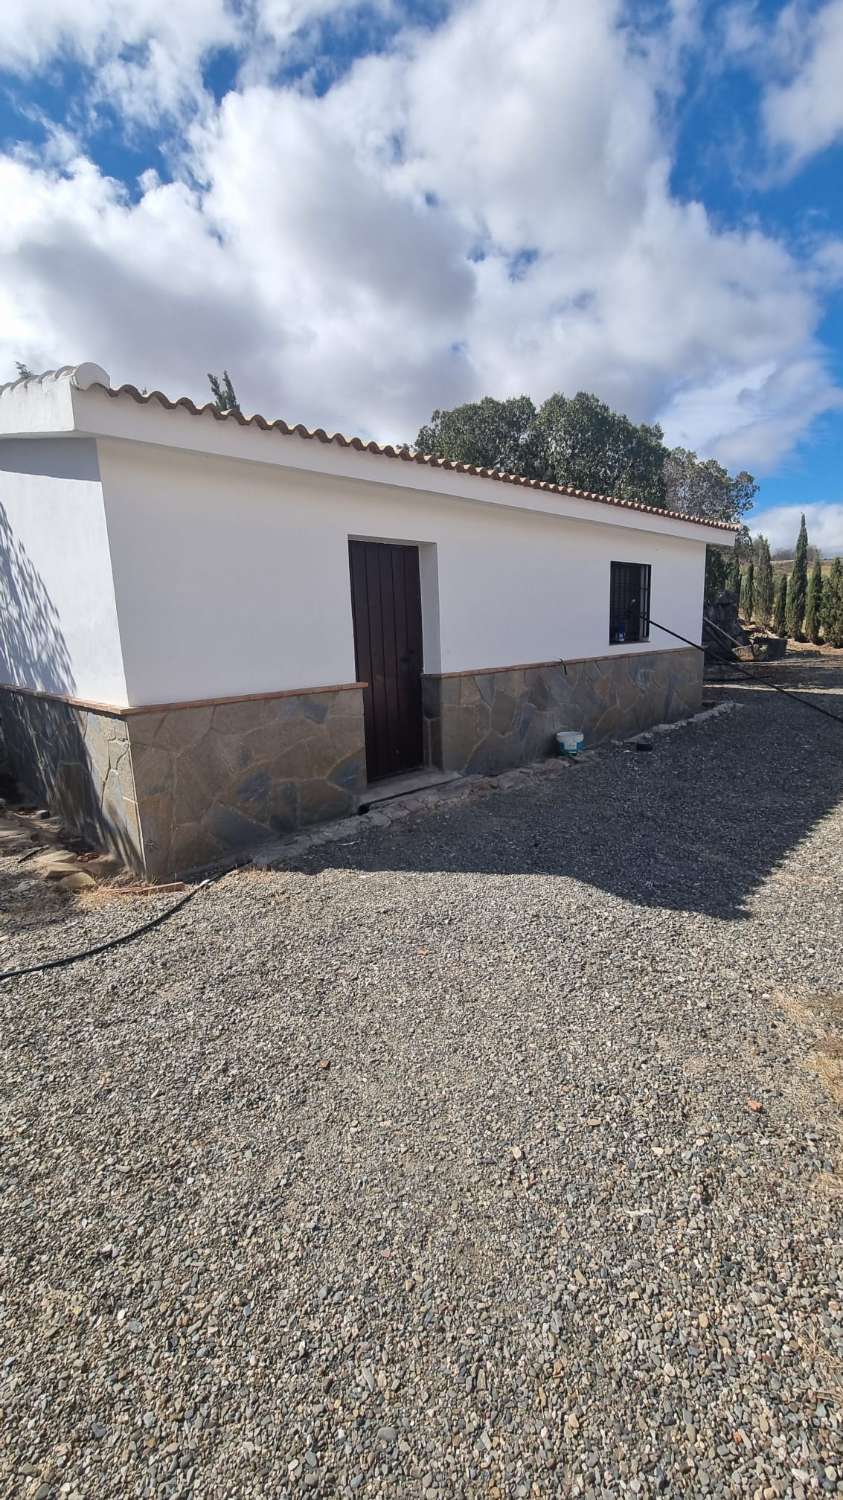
[416,392,757,531]
[535,392,667,505]
[416,396,543,477]
[664,449,757,525]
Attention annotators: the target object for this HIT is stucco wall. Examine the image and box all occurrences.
[0,438,128,704]
[97,438,707,707]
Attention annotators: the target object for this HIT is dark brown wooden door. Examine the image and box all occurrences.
[349,540,424,783]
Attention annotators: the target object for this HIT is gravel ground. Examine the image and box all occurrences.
[1,666,843,1500]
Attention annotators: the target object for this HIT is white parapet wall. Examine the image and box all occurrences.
[0,436,128,705]
[97,435,708,707]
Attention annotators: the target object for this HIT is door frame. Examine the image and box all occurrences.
[348,537,427,784]
[347,534,441,673]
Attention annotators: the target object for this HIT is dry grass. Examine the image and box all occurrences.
[774,989,843,1201]
[775,994,843,1400]
[797,1321,843,1407]
[772,558,839,578]
[815,1033,843,1111]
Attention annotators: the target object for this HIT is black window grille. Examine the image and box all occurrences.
[609,562,651,644]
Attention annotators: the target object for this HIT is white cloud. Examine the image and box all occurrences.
[0,0,241,124]
[760,0,843,171]
[0,0,841,467]
[658,355,843,472]
[753,503,843,556]
[0,0,407,123]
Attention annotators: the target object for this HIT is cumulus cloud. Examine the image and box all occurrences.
[753,503,843,556]
[761,0,843,171]
[0,0,240,124]
[0,0,411,121]
[659,355,843,472]
[0,0,841,465]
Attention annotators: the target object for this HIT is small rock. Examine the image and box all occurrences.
[58,871,96,893]
[39,852,81,879]
[84,853,123,877]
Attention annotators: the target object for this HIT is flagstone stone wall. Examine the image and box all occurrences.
[1,652,701,876]
[0,683,366,877]
[0,689,143,866]
[127,686,366,876]
[422,647,703,776]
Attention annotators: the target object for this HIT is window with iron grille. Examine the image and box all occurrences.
[609,561,651,644]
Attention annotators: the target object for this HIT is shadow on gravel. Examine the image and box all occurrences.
[298,678,843,921]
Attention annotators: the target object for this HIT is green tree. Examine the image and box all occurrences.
[725,549,741,594]
[823,557,843,648]
[416,396,542,477]
[773,573,788,636]
[535,392,667,506]
[804,555,824,644]
[754,535,774,626]
[786,513,809,638]
[740,560,755,621]
[15,361,33,379]
[664,448,757,525]
[417,391,666,504]
[415,392,758,523]
[704,546,729,605]
[207,370,240,412]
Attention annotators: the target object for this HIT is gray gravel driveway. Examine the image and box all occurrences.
[2,664,843,1499]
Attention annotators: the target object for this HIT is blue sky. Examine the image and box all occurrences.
[2,0,843,550]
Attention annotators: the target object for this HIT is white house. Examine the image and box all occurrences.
[0,364,735,876]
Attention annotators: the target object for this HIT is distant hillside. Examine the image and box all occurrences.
[771,557,838,577]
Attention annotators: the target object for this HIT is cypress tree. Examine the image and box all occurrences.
[740,559,755,621]
[755,536,774,626]
[704,545,728,604]
[804,555,824,644]
[725,549,741,594]
[773,573,788,636]
[207,370,240,412]
[823,557,843,648]
[786,513,809,638]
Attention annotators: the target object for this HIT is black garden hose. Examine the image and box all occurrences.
[0,874,223,982]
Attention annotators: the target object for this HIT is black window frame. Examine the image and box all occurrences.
[609,561,651,645]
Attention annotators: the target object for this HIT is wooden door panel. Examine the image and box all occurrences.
[349,540,423,782]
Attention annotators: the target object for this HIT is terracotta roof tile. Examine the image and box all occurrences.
[0,367,739,533]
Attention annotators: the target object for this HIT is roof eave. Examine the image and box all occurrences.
[0,365,739,542]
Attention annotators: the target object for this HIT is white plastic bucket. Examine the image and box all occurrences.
[556,730,584,756]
